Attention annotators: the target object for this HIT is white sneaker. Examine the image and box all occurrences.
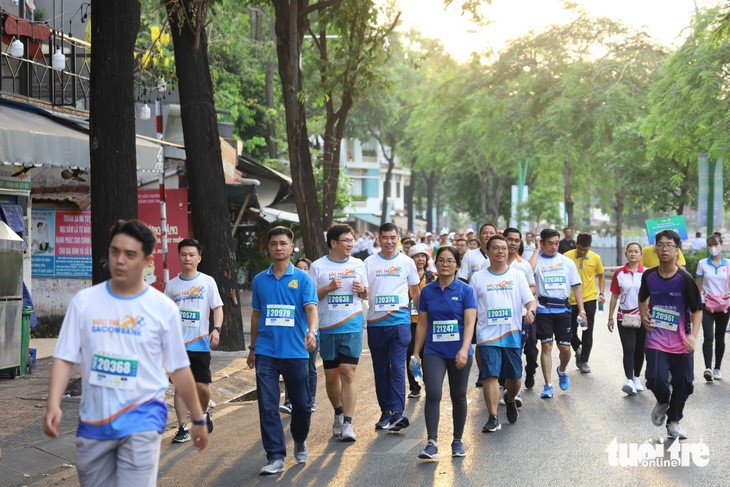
[704,368,714,382]
[340,422,356,442]
[622,379,636,395]
[667,421,688,439]
[633,376,644,391]
[714,368,722,380]
[332,413,344,437]
[260,459,285,475]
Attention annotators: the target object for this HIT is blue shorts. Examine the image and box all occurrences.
[478,346,522,381]
[319,332,362,369]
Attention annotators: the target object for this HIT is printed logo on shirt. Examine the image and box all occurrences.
[170,285,206,303]
[289,280,299,289]
[486,280,514,292]
[91,315,145,336]
[542,262,564,272]
[376,266,402,278]
[328,269,357,279]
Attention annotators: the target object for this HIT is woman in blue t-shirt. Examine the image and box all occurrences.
[412,246,477,460]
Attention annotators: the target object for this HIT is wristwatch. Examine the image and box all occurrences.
[191,413,207,426]
[212,326,222,334]
[308,329,319,338]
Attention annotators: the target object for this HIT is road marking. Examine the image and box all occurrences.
[387,439,421,454]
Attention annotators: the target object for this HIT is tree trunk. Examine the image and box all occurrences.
[167,0,244,351]
[564,156,574,228]
[89,0,140,284]
[272,0,326,258]
[266,16,278,159]
[614,189,624,266]
[426,170,437,232]
[479,172,488,223]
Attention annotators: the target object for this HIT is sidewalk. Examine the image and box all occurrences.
[0,294,257,487]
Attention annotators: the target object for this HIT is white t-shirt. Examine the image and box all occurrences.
[470,267,534,348]
[54,282,190,440]
[696,257,730,300]
[310,255,368,334]
[509,256,536,287]
[458,248,490,282]
[365,252,419,326]
[534,252,581,311]
[522,242,536,261]
[165,272,224,352]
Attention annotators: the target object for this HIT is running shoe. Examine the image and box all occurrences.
[666,421,688,439]
[633,376,644,391]
[172,423,191,443]
[714,368,722,380]
[540,384,554,399]
[418,440,439,459]
[525,374,535,389]
[206,411,214,434]
[311,402,317,413]
[340,422,356,442]
[294,441,309,463]
[505,398,519,424]
[575,346,582,368]
[482,415,501,433]
[332,413,344,437]
[475,380,483,388]
[503,389,523,408]
[578,362,591,374]
[279,402,292,414]
[387,413,410,432]
[557,366,570,390]
[622,379,636,396]
[375,411,392,430]
[408,388,422,398]
[259,459,285,475]
[704,368,714,382]
[451,440,466,457]
[651,401,669,426]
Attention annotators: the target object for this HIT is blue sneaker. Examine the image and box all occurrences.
[418,440,439,459]
[451,440,466,457]
[541,384,554,399]
[375,411,391,430]
[557,366,570,391]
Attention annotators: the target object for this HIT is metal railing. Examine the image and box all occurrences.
[1,28,90,115]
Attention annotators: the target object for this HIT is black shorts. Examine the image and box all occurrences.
[187,351,212,384]
[535,313,572,346]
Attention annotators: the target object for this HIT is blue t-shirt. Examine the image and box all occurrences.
[418,278,477,359]
[251,263,318,359]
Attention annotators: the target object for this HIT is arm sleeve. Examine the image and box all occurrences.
[518,273,533,306]
[251,274,262,312]
[302,273,318,306]
[463,284,478,310]
[209,277,224,309]
[567,260,581,287]
[695,260,704,278]
[458,254,470,281]
[161,304,191,372]
[610,272,620,294]
[407,258,420,285]
[638,270,651,302]
[684,271,702,312]
[596,255,604,274]
[53,296,82,364]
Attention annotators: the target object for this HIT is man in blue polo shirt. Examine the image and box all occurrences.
[247,226,319,475]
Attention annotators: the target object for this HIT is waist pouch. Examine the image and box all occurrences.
[538,296,570,309]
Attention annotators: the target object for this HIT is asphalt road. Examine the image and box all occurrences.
[151,307,730,487]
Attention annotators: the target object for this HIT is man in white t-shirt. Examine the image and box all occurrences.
[310,224,368,442]
[470,235,536,433]
[165,238,224,443]
[44,220,208,486]
[458,223,497,282]
[365,223,420,432]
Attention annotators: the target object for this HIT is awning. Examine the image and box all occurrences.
[256,206,299,223]
[351,213,382,226]
[0,99,162,172]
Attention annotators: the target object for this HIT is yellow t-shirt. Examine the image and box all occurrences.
[565,249,605,304]
[640,246,686,268]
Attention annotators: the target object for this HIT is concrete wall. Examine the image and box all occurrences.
[32,277,90,337]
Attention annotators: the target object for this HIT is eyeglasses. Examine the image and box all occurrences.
[655,243,677,250]
[436,258,457,265]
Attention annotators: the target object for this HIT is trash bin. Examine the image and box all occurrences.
[19,306,32,377]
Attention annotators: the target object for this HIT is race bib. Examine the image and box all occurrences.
[544,274,566,290]
[265,304,295,327]
[180,309,200,328]
[432,320,460,342]
[487,307,512,326]
[328,294,355,312]
[89,352,138,390]
[410,300,418,316]
[375,294,399,312]
[652,306,680,332]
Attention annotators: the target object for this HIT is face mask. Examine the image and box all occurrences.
[710,246,722,257]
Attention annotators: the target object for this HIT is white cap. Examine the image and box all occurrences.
[466,228,475,234]
[425,232,433,237]
[440,229,448,236]
[408,243,430,258]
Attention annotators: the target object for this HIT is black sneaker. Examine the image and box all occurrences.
[206,411,214,434]
[172,423,191,443]
[475,380,483,388]
[505,399,519,424]
[482,415,501,433]
[408,388,421,398]
[375,412,391,430]
[525,374,535,389]
[387,413,410,432]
